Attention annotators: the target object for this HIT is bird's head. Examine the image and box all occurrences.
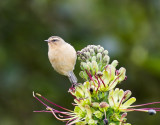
[45,36,65,47]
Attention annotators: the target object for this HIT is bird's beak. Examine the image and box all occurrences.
[44,40,49,42]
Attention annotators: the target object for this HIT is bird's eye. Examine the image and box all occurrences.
[52,39,57,42]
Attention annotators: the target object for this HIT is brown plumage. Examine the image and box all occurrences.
[45,36,77,84]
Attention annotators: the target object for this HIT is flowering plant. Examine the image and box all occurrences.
[33,45,160,125]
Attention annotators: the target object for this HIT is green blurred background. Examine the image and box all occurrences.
[0,0,160,125]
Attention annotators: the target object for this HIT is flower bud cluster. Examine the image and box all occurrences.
[77,45,110,80]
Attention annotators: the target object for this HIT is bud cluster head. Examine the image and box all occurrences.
[77,45,110,80]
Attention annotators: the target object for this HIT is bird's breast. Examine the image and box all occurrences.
[48,43,77,76]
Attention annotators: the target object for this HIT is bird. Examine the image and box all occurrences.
[45,36,77,85]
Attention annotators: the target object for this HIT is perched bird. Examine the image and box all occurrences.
[45,36,77,85]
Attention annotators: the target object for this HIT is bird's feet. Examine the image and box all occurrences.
[69,83,82,92]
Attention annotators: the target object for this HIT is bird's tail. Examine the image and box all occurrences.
[68,71,77,85]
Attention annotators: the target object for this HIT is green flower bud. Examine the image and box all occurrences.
[79,71,84,78]
[85,105,92,119]
[80,62,86,70]
[89,49,95,56]
[103,55,110,64]
[91,56,96,61]
[97,45,101,48]
[91,102,100,108]
[94,111,103,119]
[117,67,126,82]
[93,46,98,53]
[78,57,81,61]
[81,99,91,106]
[99,102,109,110]
[111,60,118,67]
[97,53,102,62]
[103,50,108,55]
[88,119,97,125]
[85,52,90,58]
[98,48,104,53]
[103,65,116,85]
[75,86,84,98]
[82,62,88,69]
[81,56,86,61]
[121,112,127,119]
[79,71,88,80]
[92,61,99,73]
[74,106,86,118]
[87,61,92,69]
[90,45,95,49]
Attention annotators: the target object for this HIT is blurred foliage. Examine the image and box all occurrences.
[0,0,160,125]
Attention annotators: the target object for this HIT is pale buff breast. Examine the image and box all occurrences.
[48,42,77,76]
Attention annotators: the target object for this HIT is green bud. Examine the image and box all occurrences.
[97,45,101,48]
[91,102,100,108]
[117,67,126,82]
[121,112,127,119]
[92,61,99,73]
[87,62,92,69]
[89,49,95,56]
[75,86,84,98]
[81,99,91,106]
[103,55,110,64]
[99,102,109,112]
[81,56,86,61]
[91,56,96,61]
[111,60,118,67]
[103,65,116,84]
[85,105,92,119]
[93,46,98,53]
[82,62,88,70]
[80,62,86,70]
[99,102,109,111]
[74,106,86,118]
[78,57,81,61]
[94,111,103,119]
[98,48,103,53]
[79,71,88,80]
[87,45,91,50]
[97,53,102,62]
[85,52,90,58]
[79,71,84,78]
[88,119,96,125]
[103,50,108,55]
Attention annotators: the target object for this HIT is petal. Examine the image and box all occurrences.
[113,88,119,103]
[121,97,136,109]
[109,90,114,107]
[118,89,124,103]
